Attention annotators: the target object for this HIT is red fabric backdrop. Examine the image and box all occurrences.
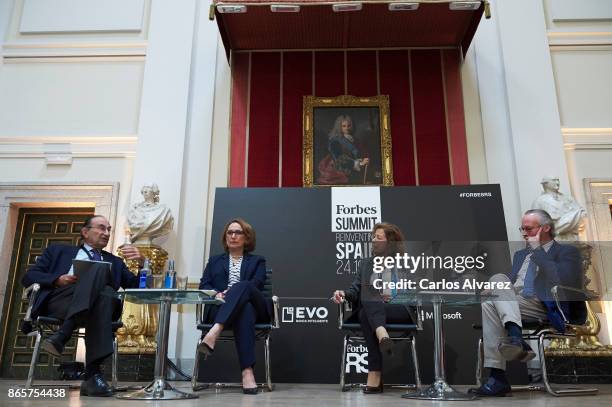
[229,48,469,187]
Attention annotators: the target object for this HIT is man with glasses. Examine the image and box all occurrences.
[22,215,143,396]
[470,209,583,396]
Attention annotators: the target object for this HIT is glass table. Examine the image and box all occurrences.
[391,290,491,401]
[112,289,221,400]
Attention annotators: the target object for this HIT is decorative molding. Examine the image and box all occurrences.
[0,136,137,158]
[43,143,72,165]
[2,41,147,59]
[563,128,612,150]
[549,0,612,22]
[548,31,612,48]
[20,0,146,34]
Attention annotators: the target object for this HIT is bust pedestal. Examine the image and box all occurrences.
[116,244,168,354]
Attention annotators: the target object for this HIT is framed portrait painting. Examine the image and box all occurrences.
[302,95,393,187]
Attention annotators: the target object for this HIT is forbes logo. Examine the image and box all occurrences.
[282,306,329,324]
[346,344,369,373]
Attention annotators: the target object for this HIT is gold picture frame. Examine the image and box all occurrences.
[303,95,393,187]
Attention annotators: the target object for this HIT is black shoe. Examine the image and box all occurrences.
[379,337,394,357]
[80,373,114,397]
[41,333,65,357]
[197,341,214,357]
[363,379,383,394]
[498,337,536,362]
[242,387,258,395]
[468,377,511,397]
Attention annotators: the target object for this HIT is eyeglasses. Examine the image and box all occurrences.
[226,229,244,236]
[518,225,540,233]
[87,225,112,233]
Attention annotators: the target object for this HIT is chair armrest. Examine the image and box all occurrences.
[551,285,597,300]
[195,303,206,325]
[415,304,423,331]
[113,292,125,324]
[22,283,40,300]
[550,285,596,325]
[272,296,280,329]
[23,284,40,322]
[337,300,352,329]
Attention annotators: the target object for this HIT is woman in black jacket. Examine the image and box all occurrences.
[332,222,414,393]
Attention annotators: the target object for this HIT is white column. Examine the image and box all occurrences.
[494,0,569,210]
[468,1,522,240]
[467,0,568,240]
[128,0,197,256]
[128,0,199,364]
[129,0,222,366]
[170,1,220,364]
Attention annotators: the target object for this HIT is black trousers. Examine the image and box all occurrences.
[359,301,413,371]
[204,281,269,369]
[43,266,121,366]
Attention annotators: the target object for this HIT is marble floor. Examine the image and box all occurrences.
[1,380,611,406]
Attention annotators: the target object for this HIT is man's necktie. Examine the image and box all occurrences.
[522,256,537,297]
[91,249,102,261]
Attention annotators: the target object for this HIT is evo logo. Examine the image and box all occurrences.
[282,306,329,324]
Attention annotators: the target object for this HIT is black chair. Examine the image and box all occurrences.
[191,269,280,391]
[475,285,598,396]
[22,283,124,390]
[337,300,422,391]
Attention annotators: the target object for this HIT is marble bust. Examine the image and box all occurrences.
[127,183,174,245]
[532,176,586,241]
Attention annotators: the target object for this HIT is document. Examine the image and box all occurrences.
[72,259,112,278]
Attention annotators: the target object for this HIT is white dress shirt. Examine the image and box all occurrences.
[67,243,99,276]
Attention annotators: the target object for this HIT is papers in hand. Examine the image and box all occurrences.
[72,259,112,278]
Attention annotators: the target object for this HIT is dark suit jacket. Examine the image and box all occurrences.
[344,258,371,305]
[21,244,139,318]
[344,257,415,322]
[198,253,266,292]
[510,241,585,332]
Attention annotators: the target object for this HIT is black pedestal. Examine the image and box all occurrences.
[547,355,612,384]
[101,353,155,381]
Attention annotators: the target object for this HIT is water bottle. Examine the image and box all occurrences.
[164,260,176,289]
[139,258,150,288]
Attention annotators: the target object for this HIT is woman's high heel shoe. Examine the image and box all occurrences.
[379,336,394,357]
[197,340,214,358]
[242,387,258,395]
[363,379,383,394]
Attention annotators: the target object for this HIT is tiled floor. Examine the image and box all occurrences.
[1,380,611,406]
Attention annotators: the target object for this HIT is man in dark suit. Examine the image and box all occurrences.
[21,215,142,397]
[470,209,584,396]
